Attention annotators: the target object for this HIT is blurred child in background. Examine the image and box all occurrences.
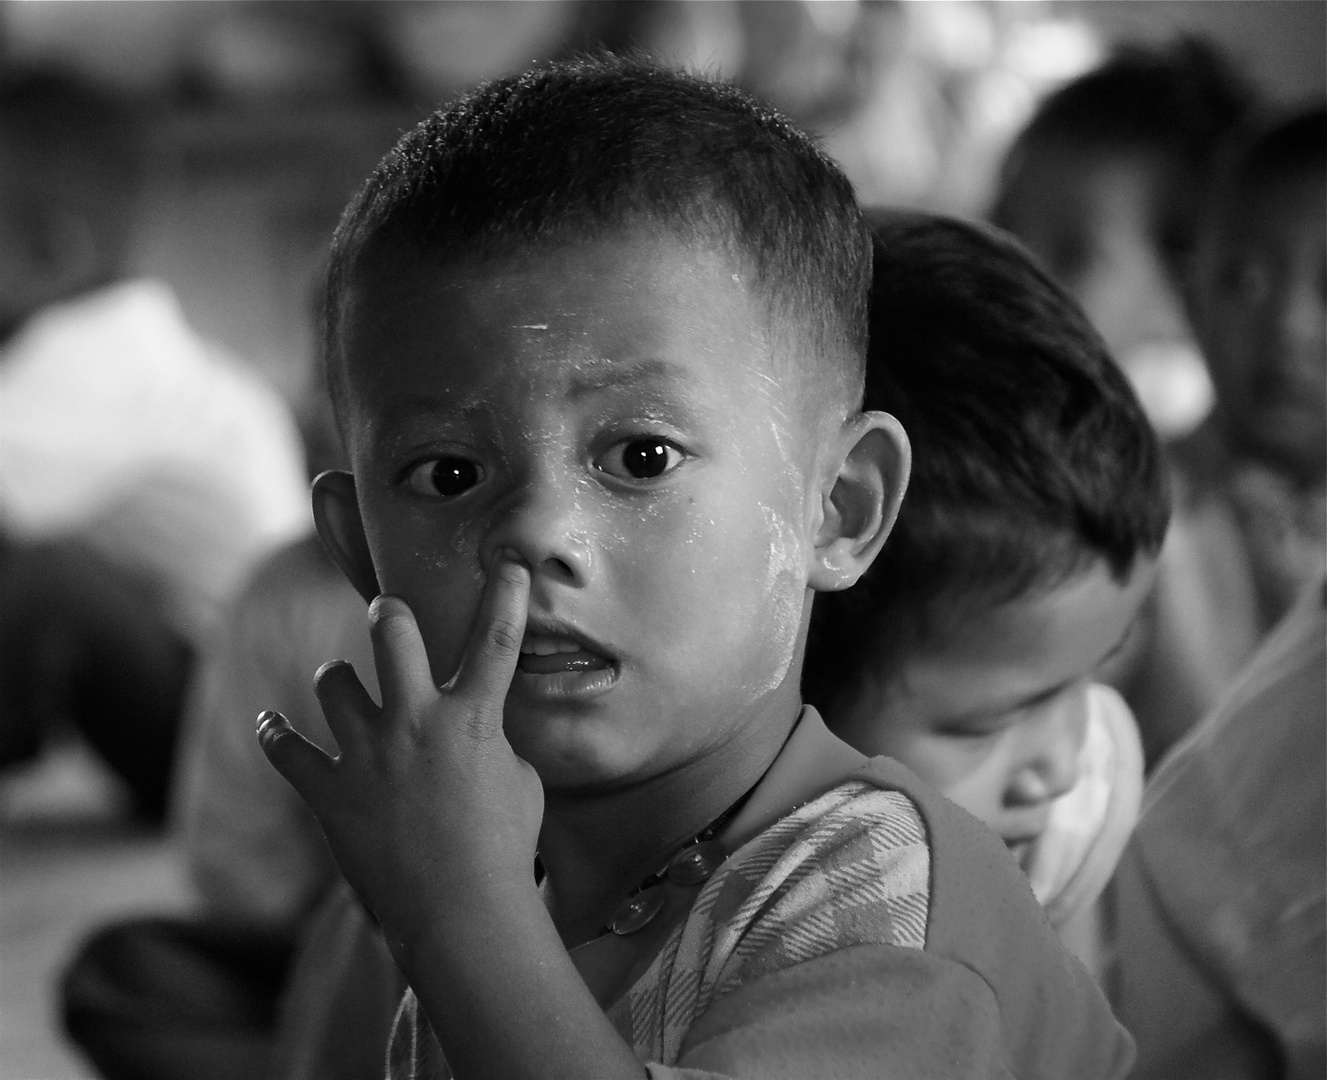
[990,42,1265,766]
[991,39,1252,442]
[1108,120,1324,1074]
[0,69,308,820]
[1110,579,1324,1080]
[1175,106,1325,641]
[61,534,397,1080]
[807,210,1169,974]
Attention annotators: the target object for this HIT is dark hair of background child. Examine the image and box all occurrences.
[319,52,872,432]
[804,211,1171,713]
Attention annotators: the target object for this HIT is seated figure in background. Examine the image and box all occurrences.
[1172,106,1326,659]
[990,41,1275,768]
[0,69,309,820]
[1109,578,1325,1079]
[1108,104,1325,1080]
[990,39,1252,443]
[62,533,401,1080]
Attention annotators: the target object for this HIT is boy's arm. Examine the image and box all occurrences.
[259,563,646,1080]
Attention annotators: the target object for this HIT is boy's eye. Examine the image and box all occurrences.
[596,437,686,481]
[405,456,484,498]
[936,722,1006,742]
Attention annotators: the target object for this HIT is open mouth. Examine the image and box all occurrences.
[517,635,613,675]
[511,628,619,701]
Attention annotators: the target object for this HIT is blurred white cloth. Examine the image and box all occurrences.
[1024,683,1144,933]
[0,280,309,644]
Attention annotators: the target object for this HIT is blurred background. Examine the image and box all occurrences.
[0,3,1322,1078]
[0,0,1320,405]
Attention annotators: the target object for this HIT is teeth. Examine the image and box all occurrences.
[520,636,584,656]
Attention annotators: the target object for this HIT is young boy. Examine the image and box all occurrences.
[990,41,1252,442]
[806,211,1169,969]
[1178,106,1326,634]
[988,44,1260,767]
[258,57,1132,1078]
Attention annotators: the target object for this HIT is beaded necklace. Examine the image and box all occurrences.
[600,783,756,936]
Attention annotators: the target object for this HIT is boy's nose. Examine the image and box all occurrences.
[1005,691,1088,808]
[480,474,591,587]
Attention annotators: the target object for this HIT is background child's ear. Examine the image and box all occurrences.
[808,411,910,592]
[310,470,381,603]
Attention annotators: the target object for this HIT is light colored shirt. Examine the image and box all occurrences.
[0,281,309,644]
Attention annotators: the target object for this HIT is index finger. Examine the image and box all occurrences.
[450,556,530,707]
[367,594,437,715]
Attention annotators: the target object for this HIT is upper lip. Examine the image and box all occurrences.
[518,616,615,661]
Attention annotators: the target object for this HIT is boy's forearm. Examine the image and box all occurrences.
[399,879,646,1080]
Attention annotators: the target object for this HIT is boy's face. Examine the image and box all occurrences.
[1196,168,1326,484]
[836,557,1155,857]
[330,228,842,793]
[998,146,1209,435]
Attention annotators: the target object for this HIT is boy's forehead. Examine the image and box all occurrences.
[335,229,823,432]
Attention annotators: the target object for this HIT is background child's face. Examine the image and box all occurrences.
[838,558,1155,856]
[335,228,829,792]
[1196,168,1326,484]
[998,146,1210,436]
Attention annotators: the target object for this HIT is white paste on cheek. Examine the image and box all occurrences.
[751,501,807,697]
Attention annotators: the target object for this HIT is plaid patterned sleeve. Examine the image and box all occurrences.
[609,780,930,1066]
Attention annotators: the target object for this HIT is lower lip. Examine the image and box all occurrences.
[510,651,618,701]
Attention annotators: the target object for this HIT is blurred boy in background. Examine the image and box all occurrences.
[807,210,1168,975]
[990,42,1271,765]
[0,69,309,820]
[62,533,399,1080]
[1176,106,1325,637]
[991,40,1252,442]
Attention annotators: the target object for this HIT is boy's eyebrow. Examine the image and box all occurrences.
[566,357,678,398]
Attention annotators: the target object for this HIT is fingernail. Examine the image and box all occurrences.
[368,594,403,622]
[256,710,286,740]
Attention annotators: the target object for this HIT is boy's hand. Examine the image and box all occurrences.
[258,558,542,951]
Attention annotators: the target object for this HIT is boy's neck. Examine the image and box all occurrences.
[536,689,802,945]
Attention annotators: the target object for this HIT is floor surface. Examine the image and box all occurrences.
[0,745,191,1080]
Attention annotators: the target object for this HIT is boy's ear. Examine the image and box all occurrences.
[808,411,910,593]
[310,470,381,603]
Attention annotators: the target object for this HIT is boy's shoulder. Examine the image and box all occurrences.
[610,715,1133,1078]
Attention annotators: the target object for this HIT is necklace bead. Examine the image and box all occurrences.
[605,839,729,936]
[606,882,668,935]
[665,839,727,886]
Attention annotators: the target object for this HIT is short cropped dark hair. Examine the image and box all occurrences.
[991,39,1253,275]
[805,211,1170,708]
[322,54,871,424]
